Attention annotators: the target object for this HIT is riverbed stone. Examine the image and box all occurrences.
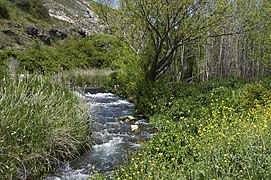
[131,124,140,134]
[118,115,136,122]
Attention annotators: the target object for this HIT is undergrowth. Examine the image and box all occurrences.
[107,79,271,179]
[59,68,114,87]
[0,34,131,74]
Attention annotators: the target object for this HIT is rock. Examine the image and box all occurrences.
[8,59,20,73]
[43,0,103,34]
[118,115,137,122]
[25,26,39,37]
[2,29,16,36]
[17,74,29,82]
[38,34,51,45]
[1,29,21,44]
[114,84,120,90]
[131,125,140,134]
[48,29,67,39]
[76,30,86,38]
[135,119,148,125]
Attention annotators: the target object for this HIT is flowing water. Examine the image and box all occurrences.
[45,89,154,180]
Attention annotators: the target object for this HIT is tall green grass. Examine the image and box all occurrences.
[0,75,92,179]
[59,68,115,87]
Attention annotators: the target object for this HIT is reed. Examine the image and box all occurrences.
[0,75,92,179]
[59,68,115,87]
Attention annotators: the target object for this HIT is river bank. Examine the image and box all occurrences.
[110,79,271,179]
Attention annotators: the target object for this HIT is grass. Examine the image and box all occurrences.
[103,79,271,179]
[0,74,92,179]
[58,68,115,87]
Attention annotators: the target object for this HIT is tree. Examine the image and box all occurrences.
[98,0,260,82]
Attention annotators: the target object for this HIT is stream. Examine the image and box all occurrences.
[45,88,154,180]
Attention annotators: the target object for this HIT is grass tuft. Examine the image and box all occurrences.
[0,75,92,179]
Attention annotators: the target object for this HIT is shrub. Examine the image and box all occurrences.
[0,0,10,19]
[1,35,132,75]
[88,34,129,68]
[31,0,50,19]
[9,0,32,12]
[58,39,98,68]
[240,83,270,108]
[8,0,50,19]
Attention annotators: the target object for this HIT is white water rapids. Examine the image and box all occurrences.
[45,90,154,179]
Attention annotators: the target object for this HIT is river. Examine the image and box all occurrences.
[45,89,154,179]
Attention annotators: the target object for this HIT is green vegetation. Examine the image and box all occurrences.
[0,34,131,75]
[60,68,114,87]
[8,0,50,19]
[94,1,271,177]
[0,0,10,19]
[0,0,50,22]
[1,0,271,179]
[0,32,135,178]
[0,74,92,179]
[98,0,271,81]
[110,79,271,179]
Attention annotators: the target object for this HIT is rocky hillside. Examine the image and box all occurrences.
[44,0,103,34]
[0,0,103,50]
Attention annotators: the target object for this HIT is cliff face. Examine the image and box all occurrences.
[0,0,104,50]
[44,0,103,34]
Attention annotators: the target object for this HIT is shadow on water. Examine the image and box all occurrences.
[45,88,154,180]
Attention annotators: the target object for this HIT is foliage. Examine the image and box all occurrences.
[98,0,262,82]
[0,54,8,79]
[9,0,31,12]
[0,0,10,19]
[106,52,144,101]
[0,75,92,179]
[57,39,98,69]
[87,34,131,68]
[111,79,271,179]
[60,68,113,87]
[8,0,50,19]
[0,35,131,75]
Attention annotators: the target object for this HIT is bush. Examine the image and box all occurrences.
[0,76,92,179]
[31,0,50,19]
[1,35,133,76]
[58,39,98,68]
[8,0,50,19]
[0,1,10,19]
[88,34,130,68]
[9,0,31,12]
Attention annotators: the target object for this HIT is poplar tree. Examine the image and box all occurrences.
[98,0,264,82]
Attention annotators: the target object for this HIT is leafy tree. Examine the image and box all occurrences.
[98,0,262,82]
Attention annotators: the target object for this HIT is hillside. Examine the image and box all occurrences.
[44,0,102,33]
[0,0,103,51]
